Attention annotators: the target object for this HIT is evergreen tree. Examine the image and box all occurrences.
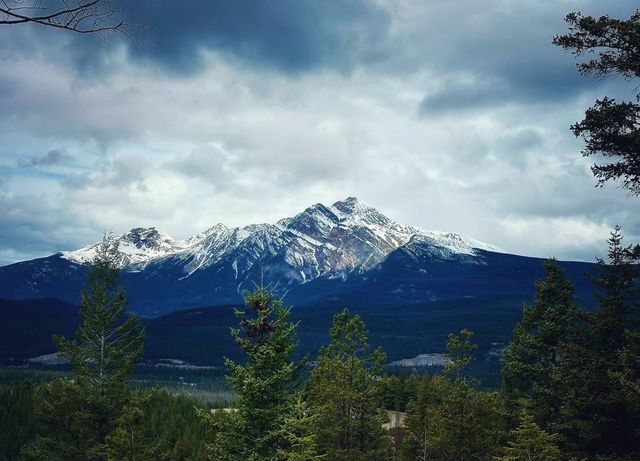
[442,330,502,461]
[400,374,441,461]
[109,388,209,461]
[560,227,640,458]
[444,328,477,383]
[106,400,153,461]
[382,372,420,459]
[401,330,504,461]
[498,411,561,461]
[306,308,389,461]
[553,10,640,195]
[54,234,145,396]
[26,233,145,461]
[24,379,90,461]
[275,393,324,461]
[202,409,245,461]
[207,286,303,460]
[502,259,582,428]
[0,380,37,460]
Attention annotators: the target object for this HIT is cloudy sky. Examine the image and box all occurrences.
[1,0,639,266]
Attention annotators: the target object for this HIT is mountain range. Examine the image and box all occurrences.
[0,197,602,372]
[0,197,595,317]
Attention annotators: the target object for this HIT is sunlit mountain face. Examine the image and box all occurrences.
[0,197,595,317]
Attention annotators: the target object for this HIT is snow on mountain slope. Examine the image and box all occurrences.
[60,197,502,282]
[62,227,190,269]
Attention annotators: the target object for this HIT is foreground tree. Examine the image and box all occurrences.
[306,308,389,461]
[502,259,583,429]
[206,287,303,460]
[562,227,640,458]
[553,10,640,195]
[498,411,561,461]
[25,234,145,461]
[275,394,324,461]
[400,374,445,461]
[401,330,504,461]
[107,388,209,461]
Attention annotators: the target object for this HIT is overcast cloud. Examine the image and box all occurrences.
[0,0,639,266]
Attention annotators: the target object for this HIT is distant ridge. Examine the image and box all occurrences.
[0,197,595,317]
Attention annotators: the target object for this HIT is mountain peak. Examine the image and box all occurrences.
[332,196,372,215]
[329,196,393,228]
[57,198,500,279]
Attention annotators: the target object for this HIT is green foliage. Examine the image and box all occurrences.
[306,308,389,461]
[275,393,324,461]
[445,328,478,383]
[0,381,37,461]
[502,232,640,459]
[553,10,640,195]
[200,408,244,461]
[207,286,303,460]
[107,388,209,461]
[106,400,153,461]
[381,372,420,412]
[401,333,505,461]
[24,234,145,461]
[557,228,640,458]
[54,234,145,394]
[498,411,561,461]
[502,259,583,428]
[24,378,100,461]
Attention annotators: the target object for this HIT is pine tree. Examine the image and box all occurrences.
[105,399,153,461]
[208,286,303,460]
[560,227,640,457]
[444,328,478,384]
[25,233,145,461]
[498,411,561,461]
[502,259,583,428]
[107,388,209,461]
[0,380,37,460]
[202,409,245,461]
[553,10,640,195]
[306,308,389,461]
[438,329,503,461]
[275,393,324,461]
[400,374,441,461]
[54,234,145,396]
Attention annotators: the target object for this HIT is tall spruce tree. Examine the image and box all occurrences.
[306,308,389,461]
[498,411,561,461]
[442,330,503,461]
[55,234,145,398]
[275,393,324,461]
[401,330,504,461]
[25,233,145,461]
[502,259,582,429]
[400,374,442,461]
[207,286,303,460]
[562,227,640,458]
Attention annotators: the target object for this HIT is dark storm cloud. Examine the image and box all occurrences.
[418,67,590,115]
[18,149,73,168]
[415,1,639,115]
[66,0,391,75]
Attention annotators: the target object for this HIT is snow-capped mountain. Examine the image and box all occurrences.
[62,197,500,281]
[3,196,596,318]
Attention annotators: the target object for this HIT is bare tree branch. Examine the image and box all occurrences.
[0,0,146,42]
